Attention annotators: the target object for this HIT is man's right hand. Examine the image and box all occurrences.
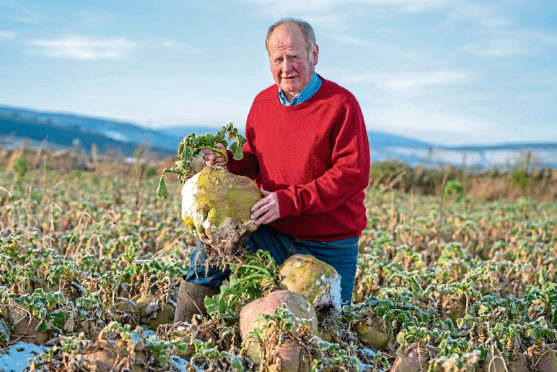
[200,143,226,167]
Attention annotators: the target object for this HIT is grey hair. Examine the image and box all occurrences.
[265,18,317,55]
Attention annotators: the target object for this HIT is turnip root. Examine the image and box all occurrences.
[441,294,466,324]
[114,297,139,326]
[239,290,317,365]
[507,353,528,372]
[392,342,430,372]
[9,305,49,345]
[485,356,509,372]
[135,295,174,330]
[278,254,341,314]
[182,166,261,267]
[355,318,389,349]
[528,345,557,372]
[268,338,312,372]
[82,322,147,372]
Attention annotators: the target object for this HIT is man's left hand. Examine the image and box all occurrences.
[251,189,280,225]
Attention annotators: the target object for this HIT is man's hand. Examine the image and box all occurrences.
[200,143,226,167]
[251,189,280,225]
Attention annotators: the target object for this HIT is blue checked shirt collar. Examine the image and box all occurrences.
[278,72,322,106]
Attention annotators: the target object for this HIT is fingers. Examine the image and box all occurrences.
[251,190,280,225]
[199,145,226,167]
[200,148,216,166]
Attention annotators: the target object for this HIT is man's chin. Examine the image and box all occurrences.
[280,85,301,97]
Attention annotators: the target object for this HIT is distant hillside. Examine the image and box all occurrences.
[1,104,556,168]
[0,114,174,156]
[0,105,178,150]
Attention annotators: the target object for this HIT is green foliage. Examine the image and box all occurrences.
[157,122,246,198]
[1,164,556,371]
[205,250,280,323]
[146,164,157,178]
[443,180,465,201]
[0,318,9,345]
[12,154,28,184]
[511,168,530,190]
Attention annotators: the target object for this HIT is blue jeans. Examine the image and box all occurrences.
[185,225,359,305]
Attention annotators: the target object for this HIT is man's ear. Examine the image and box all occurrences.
[312,44,319,65]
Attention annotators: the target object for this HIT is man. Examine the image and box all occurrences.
[175,18,370,322]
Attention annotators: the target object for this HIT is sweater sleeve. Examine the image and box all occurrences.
[274,99,370,217]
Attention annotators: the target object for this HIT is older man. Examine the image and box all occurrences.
[175,18,370,322]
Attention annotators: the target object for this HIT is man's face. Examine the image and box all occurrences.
[267,23,318,101]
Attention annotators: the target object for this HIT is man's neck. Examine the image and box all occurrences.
[278,72,321,106]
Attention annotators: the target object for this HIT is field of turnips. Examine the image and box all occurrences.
[0,139,556,371]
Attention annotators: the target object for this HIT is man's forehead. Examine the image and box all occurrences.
[269,24,305,46]
[268,44,305,55]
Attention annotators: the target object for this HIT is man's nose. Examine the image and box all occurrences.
[281,58,292,73]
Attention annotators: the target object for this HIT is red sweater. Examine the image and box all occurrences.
[228,77,370,241]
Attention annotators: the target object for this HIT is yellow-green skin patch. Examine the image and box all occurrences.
[279,254,341,312]
[182,166,261,249]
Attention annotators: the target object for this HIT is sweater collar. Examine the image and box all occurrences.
[277,72,322,106]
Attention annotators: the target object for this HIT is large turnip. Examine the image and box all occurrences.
[181,166,261,268]
[278,254,341,315]
[157,123,259,267]
[239,290,317,365]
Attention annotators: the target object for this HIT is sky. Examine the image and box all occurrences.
[0,0,556,145]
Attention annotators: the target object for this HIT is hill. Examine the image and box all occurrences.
[1,104,556,168]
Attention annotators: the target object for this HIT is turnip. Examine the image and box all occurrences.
[528,343,557,372]
[8,296,50,345]
[441,294,466,324]
[239,290,317,365]
[82,321,147,372]
[10,306,50,345]
[507,353,528,372]
[114,297,139,325]
[181,166,261,264]
[268,338,312,372]
[392,342,430,372]
[135,295,175,330]
[354,317,389,349]
[278,254,341,315]
[157,123,262,268]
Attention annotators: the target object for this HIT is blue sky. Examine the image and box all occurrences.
[0,0,555,145]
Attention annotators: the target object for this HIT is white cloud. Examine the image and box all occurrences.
[29,36,138,60]
[0,31,17,39]
[461,39,527,58]
[366,104,499,145]
[446,4,512,27]
[330,34,373,45]
[342,70,474,94]
[158,39,203,53]
[243,0,450,28]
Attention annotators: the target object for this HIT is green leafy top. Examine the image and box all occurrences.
[157,122,246,198]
